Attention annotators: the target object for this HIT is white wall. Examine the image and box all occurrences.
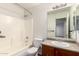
[29,3,58,39]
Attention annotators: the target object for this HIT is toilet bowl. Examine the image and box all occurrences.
[26,38,43,56]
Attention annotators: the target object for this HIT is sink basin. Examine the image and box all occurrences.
[51,41,70,48]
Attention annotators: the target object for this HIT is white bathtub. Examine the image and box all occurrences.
[0,45,31,56]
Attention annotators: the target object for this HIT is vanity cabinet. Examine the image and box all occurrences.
[55,48,79,56]
[42,44,55,56]
[42,44,79,56]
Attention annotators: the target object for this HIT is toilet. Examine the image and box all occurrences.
[14,38,43,56]
[26,38,43,56]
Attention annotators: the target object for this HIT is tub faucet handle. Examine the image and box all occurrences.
[26,36,29,39]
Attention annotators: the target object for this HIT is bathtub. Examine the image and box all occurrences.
[0,44,31,56]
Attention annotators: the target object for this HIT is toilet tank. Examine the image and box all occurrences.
[33,38,43,48]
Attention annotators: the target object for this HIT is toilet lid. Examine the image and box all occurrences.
[27,47,38,53]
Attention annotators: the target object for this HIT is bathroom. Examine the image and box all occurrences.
[1,3,79,57]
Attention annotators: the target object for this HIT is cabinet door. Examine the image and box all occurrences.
[42,44,54,56]
[55,48,79,56]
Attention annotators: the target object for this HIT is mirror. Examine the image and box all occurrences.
[55,18,66,38]
[75,5,79,43]
[47,5,78,41]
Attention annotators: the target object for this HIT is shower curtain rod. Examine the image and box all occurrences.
[15,3,32,15]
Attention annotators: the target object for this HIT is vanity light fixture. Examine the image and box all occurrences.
[52,3,67,9]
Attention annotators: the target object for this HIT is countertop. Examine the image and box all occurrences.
[42,40,79,52]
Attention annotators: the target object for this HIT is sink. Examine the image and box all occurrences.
[51,41,70,48]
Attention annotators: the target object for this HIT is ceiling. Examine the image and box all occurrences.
[18,3,41,9]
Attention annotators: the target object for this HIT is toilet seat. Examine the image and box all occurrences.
[27,47,38,54]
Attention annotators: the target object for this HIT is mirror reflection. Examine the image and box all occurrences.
[47,5,79,42]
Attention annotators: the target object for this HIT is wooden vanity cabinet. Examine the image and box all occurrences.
[42,44,55,56]
[42,44,79,56]
[55,48,79,56]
